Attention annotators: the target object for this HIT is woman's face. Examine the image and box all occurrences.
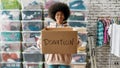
[55,11,65,24]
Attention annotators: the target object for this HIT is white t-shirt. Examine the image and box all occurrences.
[108,23,120,57]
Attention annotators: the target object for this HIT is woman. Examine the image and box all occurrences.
[37,2,81,68]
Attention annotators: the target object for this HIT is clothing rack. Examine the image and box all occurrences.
[98,16,119,24]
[97,16,120,68]
[88,34,97,68]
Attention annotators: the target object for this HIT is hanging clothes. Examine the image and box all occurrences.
[96,18,112,47]
[96,20,104,46]
[108,23,120,57]
[102,18,111,44]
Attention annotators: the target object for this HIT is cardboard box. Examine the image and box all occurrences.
[41,28,78,54]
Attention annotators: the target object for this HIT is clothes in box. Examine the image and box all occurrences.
[23,62,43,68]
[1,32,21,42]
[21,10,42,20]
[78,32,87,42]
[44,10,54,24]
[0,21,21,31]
[78,32,87,46]
[0,42,21,52]
[22,20,42,31]
[68,21,86,27]
[69,0,86,10]
[72,54,86,63]
[21,0,43,10]
[0,0,21,9]
[0,62,21,68]
[44,0,58,9]
[22,43,40,52]
[69,11,85,21]
[22,32,40,42]
[0,10,20,20]
[23,52,43,62]
[44,10,55,26]
[1,52,21,62]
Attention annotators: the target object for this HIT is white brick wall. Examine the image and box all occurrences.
[86,0,120,68]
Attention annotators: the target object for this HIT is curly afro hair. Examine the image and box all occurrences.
[48,2,70,21]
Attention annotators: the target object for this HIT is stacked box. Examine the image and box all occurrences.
[67,0,88,66]
[0,62,21,68]
[21,20,42,31]
[0,0,21,9]
[22,31,40,43]
[21,0,43,65]
[1,52,21,62]
[68,0,86,10]
[1,32,21,42]
[0,10,20,20]
[21,10,42,20]
[0,20,21,31]
[21,0,44,10]
[23,62,43,68]
[0,42,21,52]
[22,43,40,52]
[23,52,43,62]
[44,10,55,27]
[0,52,2,62]
[0,0,22,68]
[69,11,86,21]
[72,53,86,63]
[22,42,43,62]
[68,21,87,27]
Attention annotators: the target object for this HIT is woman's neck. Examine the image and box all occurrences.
[56,22,63,25]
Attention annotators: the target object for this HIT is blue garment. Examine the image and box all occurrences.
[69,0,86,10]
[48,65,70,68]
[96,20,104,46]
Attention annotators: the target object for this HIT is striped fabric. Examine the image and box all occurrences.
[96,20,104,46]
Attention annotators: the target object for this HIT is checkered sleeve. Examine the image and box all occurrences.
[96,21,104,46]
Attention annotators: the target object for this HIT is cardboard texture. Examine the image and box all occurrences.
[41,28,78,54]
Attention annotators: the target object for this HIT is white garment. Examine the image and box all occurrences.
[108,23,120,57]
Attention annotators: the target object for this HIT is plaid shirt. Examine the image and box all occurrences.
[96,20,104,46]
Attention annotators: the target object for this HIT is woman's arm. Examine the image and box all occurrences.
[37,35,42,49]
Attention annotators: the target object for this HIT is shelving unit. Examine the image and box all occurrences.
[67,0,88,68]
[0,0,21,68]
[20,0,44,68]
[0,0,88,68]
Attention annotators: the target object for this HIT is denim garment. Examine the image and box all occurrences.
[48,65,70,68]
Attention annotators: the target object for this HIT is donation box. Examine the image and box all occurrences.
[41,28,78,54]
